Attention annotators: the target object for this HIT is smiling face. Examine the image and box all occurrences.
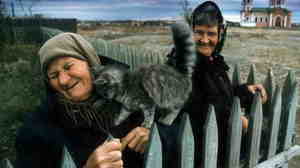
[193,24,219,57]
[47,57,93,102]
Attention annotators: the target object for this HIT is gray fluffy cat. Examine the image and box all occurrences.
[93,22,197,129]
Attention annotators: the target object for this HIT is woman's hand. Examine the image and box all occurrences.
[241,116,249,131]
[84,139,123,168]
[247,84,268,104]
[121,127,150,153]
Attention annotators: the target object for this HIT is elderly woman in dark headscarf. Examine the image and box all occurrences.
[15,33,149,168]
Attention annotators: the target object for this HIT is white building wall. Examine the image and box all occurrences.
[269,13,273,27]
[284,15,287,27]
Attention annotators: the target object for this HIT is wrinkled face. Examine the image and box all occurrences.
[193,25,219,57]
[94,66,124,100]
[47,57,93,102]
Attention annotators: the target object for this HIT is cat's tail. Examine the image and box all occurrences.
[170,22,197,77]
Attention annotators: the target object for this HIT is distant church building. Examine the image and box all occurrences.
[240,0,292,28]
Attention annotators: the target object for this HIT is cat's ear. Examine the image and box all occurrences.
[91,65,105,74]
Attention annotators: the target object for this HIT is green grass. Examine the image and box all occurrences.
[0,44,45,162]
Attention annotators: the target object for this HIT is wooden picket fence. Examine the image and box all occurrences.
[1,28,299,168]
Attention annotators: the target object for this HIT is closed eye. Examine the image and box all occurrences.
[63,62,74,70]
[48,72,58,80]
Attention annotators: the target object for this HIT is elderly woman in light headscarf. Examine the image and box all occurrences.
[15,33,149,168]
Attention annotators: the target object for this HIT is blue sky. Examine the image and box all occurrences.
[6,0,300,23]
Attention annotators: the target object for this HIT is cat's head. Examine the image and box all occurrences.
[93,65,126,99]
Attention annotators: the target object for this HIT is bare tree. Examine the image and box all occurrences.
[17,0,41,16]
[179,0,193,24]
[0,0,5,53]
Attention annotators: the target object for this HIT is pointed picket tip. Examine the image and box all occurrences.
[60,146,77,168]
[247,64,256,85]
[283,70,296,98]
[0,159,13,168]
[178,113,195,168]
[202,104,218,168]
[144,123,162,168]
[287,70,296,84]
[225,97,242,168]
[232,64,241,87]
[264,68,274,100]
[205,105,218,129]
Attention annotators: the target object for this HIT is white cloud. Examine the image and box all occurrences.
[224,13,241,22]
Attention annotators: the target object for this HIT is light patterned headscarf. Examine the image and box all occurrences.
[39,32,101,75]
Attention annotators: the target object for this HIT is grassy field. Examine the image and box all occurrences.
[0,44,44,161]
[1,25,299,166]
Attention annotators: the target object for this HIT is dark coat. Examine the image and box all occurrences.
[163,52,253,168]
[186,54,253,167]
[15,56,144,168]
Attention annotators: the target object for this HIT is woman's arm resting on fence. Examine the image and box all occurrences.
[84,139,123,168]
[121,127,150,153]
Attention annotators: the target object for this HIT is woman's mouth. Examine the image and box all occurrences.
[66,81,80,90]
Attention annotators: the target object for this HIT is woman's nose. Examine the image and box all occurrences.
[200,33,209,43]
[58,72,71,87]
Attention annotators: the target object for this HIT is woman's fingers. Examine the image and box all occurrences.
[85,139,123,168]
[97,160,124,168]
[121,130,136,151]
[247,84,268,104]
[121,127,150,153]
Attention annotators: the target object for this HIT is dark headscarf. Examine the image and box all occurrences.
[191,1,227,55]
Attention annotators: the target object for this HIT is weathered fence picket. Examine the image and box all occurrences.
[144,124,162,168]
[0,159,13,168]
[246,93,263,168]
[177,113,194,168]
[263,69,275,118]
[279,71,298,152]
[60,147,76,168]
[202,105,218,168]
[225,97,242,168]
[265,86,282,159]
[1,28,299,168]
